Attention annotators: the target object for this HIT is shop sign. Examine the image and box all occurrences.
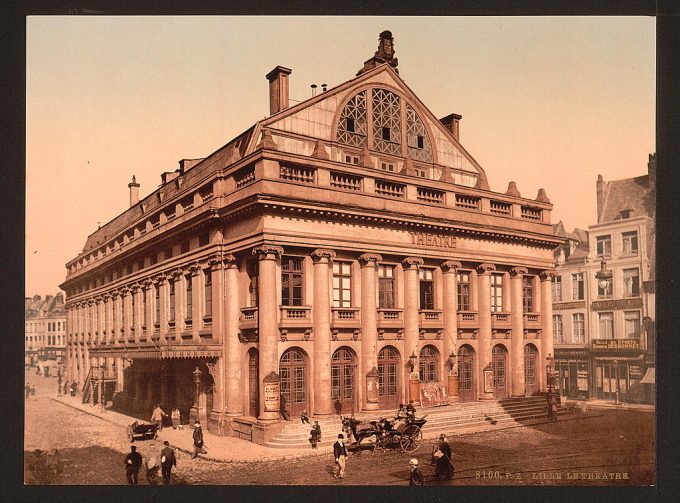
[263,372,281,412]
[591,298,643,310]
[553,301,586,310]
[409,231,456,249]
[591,339,640,350]
[629,365,643,379]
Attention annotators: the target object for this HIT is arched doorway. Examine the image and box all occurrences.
[248,348,259,417]
[457,345,476,402]
[378,346,400,410]
[331,347,356,414]
[524,344,540,396]
[492,344,508,399]
[279,348,308,416]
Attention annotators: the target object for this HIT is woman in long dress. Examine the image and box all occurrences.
[434,434,454,480]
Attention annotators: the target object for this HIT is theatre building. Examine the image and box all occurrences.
[61,32,561,442]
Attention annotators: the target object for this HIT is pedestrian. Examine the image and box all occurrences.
[408,458,424,486]
[63,381,69,396]
[145,455,159,485]
[549,395,558,422]
[191,421,207,459]
[70,382,77,397]
[310,421,321,449]
[30,385,36,397]
[160,440,177,484]
[301,410,310,424]
[279,393,291,421]
[171,406,181,429]
[334,398,343,416]
[333,433,348,479]
[151,404,168,431]
[25,383,31,400]
[433,434,454,480]
[123,445,142,485]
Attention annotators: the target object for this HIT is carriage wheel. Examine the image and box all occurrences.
[400,425,422,453]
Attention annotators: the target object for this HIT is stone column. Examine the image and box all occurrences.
[113,291,123,344]
[540,270,558,392]
[208,256,224,343]
[253,245,283,421]
[143,280,154,340]
[96,297,104,345]
[104,293,113,344]
[311,248,336,416]
[190,262,202,340]
[115,356,124,392]
[402,257,424,405]
[223,254,243,416]
[477,263,496,400]
[359,253,381,411]
[122,288,133,343]
[156,273,168,342]
[441,260,462,401]
[132,284,143,344]
[510,267,528,397]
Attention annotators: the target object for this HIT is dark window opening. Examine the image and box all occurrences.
[199,233,209,247]
[180,241,190,254]
[346,118,355,132]
[417,135,424,149]
[382,127,391,141]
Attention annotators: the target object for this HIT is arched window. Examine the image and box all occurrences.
[406,103,432,162]
[280,348,308,414]
[337,91,367,147]
[419,345,439,383]
[371,88,401,155]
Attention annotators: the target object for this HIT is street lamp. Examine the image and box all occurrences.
[447,351,456,372]
[546,353,555,418]
[407,352,417,373]
[193,366,202,421]
[100,361,107,412]
[595,258,613,295]
[613,359,620,405]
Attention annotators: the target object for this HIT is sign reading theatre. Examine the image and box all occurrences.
[409,231,456,249]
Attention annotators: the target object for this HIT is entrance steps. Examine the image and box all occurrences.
[263,396,567,449]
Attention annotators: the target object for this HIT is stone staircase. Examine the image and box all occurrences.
[263,396,568,449]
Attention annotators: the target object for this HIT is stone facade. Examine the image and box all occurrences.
[25,293,66,368]
[61,33,562,442]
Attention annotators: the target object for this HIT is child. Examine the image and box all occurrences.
[409,458,424,486]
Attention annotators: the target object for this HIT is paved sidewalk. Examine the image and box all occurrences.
[570,399,655,413]
[50,394,330,463]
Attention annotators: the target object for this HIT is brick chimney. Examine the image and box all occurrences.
[266,66,292,115]
[596,174,606,223]
[128,175,140,207]
[440,113,462,141]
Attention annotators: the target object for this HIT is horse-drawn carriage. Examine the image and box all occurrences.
[341,414,427,454]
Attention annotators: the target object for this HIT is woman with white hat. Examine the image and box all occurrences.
[408,458,424,486]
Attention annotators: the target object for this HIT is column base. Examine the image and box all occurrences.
[511,393,526,398]
[447,395,461,404]
[479,392,495,400]
[258,411,281,422]
[362,402,379,411]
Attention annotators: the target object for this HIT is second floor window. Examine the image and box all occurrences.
[623,268,640,297]
[490,273,503,313]
[622,231,639,255]
[457,271,470,311]
[281,257,303,306]
[378,264,395,309]
[624,311,640,339]
[552,275,562,302]
[333,262,352,308]
[185,275,193,321]
[553,315,564,344]
[598,312,614,339]
[169,281,176,322]
[419,268,434,310]
[572,313,585,343]
[523,276,534,312]
[204,268,212,318]
[572,273,585,300]
[596,235,612,258]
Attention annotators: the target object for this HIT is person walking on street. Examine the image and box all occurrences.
[145,455,159,485]
[151,404,168,432]
[408,458,424,486]
[310,421,321,449]
[25,383,31,400]
[333,433,348,479]
[191,421,207,459]
[124,445,142,485]
[433,434,454,480]
[160,440,177,484]
[171,407,181,429]
[30,385,36,397]
[63,381,69,396]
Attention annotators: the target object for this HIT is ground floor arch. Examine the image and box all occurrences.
[279,347,309,416]
[458,345,476,402]
[492,344,509,399]
[524,344,540,396]
[377,345,401,410]
[331,346,357,414]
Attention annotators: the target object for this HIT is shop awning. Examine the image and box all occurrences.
[640,367,655,384]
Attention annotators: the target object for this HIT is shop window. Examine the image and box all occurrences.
[419,268,434,310]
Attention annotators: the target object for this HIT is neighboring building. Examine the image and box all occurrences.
[61,31,562,442]
[553,154,656,403]
[25,293,67,367]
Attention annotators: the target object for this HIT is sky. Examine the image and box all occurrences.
[25,16,656,296]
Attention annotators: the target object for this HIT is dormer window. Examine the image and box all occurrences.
[380,161,395,172]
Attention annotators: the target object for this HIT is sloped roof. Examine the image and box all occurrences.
[25,293,65,319]
[599,174,655,223]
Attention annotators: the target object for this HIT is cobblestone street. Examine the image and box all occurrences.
[24,371,655,486]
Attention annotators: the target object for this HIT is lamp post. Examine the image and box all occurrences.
[57,361,63,396]
[447,351,456,373]
[595,258,613,296]
[100,361,107,412]
[407,352,417,374]
[546,353,555,418]
[192,366,202,422]
[613,359,620,405]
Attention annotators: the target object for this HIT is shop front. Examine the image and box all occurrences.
[590,338,644,403]
[554,348,590,400]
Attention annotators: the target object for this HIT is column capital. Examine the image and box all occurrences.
[110,289,121,299]
[94,295,104,304]
[311,248,336,263]
[130,282,143,292]
[189,261,202,275]
[358,253,382,267]
[252,244,284,260]
[401,257,424,269]
[120,286,131,296]
[154,272,168,285]
[540,269,559,281]
[207,255,223,270]
[170,268,185,280]
[440,260,463,273]
[476,263,496,275]
[223,254,238,269]
[509,266,528,278]
[142,278,154,290]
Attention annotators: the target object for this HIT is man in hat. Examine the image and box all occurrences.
[123,445,142,485]
[191,421,206,459]
[160,440,177,484]
[333,433,348,479]
[409,458,424,486]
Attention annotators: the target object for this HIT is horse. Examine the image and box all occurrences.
[341,416,381,446]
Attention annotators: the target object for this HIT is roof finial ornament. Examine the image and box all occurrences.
[357,30,399,76]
